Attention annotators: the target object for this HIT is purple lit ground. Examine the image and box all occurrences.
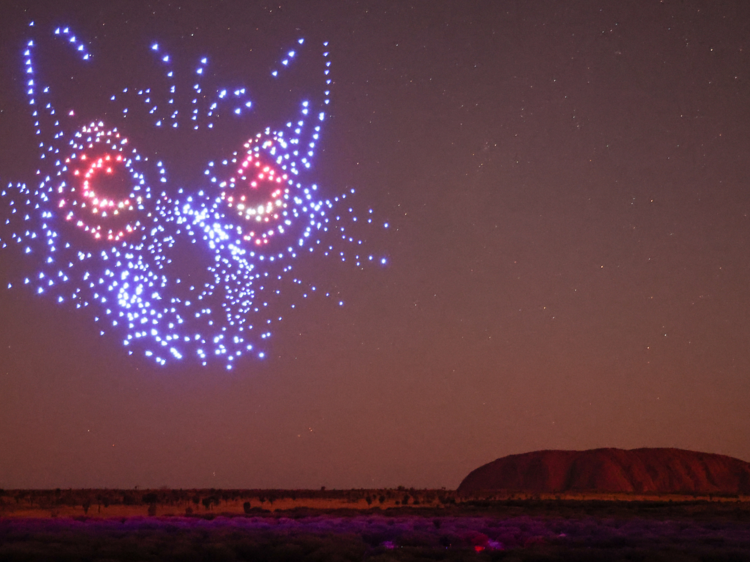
[2,504,750,561]
[1,0,750,502]
[2,490,750,560]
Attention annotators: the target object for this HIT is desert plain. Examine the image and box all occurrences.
[2,488,750,561]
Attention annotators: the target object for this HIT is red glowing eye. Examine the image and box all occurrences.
[219,137,290,245]
[57,124,147,242]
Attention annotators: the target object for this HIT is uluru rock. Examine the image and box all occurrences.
[457,448,750,495]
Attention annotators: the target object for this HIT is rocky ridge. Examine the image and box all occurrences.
[457,448,750,495]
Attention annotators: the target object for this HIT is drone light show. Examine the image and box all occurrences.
[0,23,387,369]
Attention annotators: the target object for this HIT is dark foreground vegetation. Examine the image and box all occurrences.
[1,495,749,561]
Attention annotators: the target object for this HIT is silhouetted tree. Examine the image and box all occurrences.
[142,493,158,505]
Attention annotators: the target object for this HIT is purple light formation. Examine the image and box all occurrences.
[0,24,387,368]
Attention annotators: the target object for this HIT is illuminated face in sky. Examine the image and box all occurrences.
[1,23,387,368]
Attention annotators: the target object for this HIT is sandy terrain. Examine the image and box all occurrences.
[1,489,748,519]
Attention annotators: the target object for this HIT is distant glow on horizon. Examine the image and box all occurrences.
[0,25,388,368]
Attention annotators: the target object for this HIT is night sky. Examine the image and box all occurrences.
[1,0,749,490]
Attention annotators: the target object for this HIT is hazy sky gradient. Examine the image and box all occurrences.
[1,0,749,489]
